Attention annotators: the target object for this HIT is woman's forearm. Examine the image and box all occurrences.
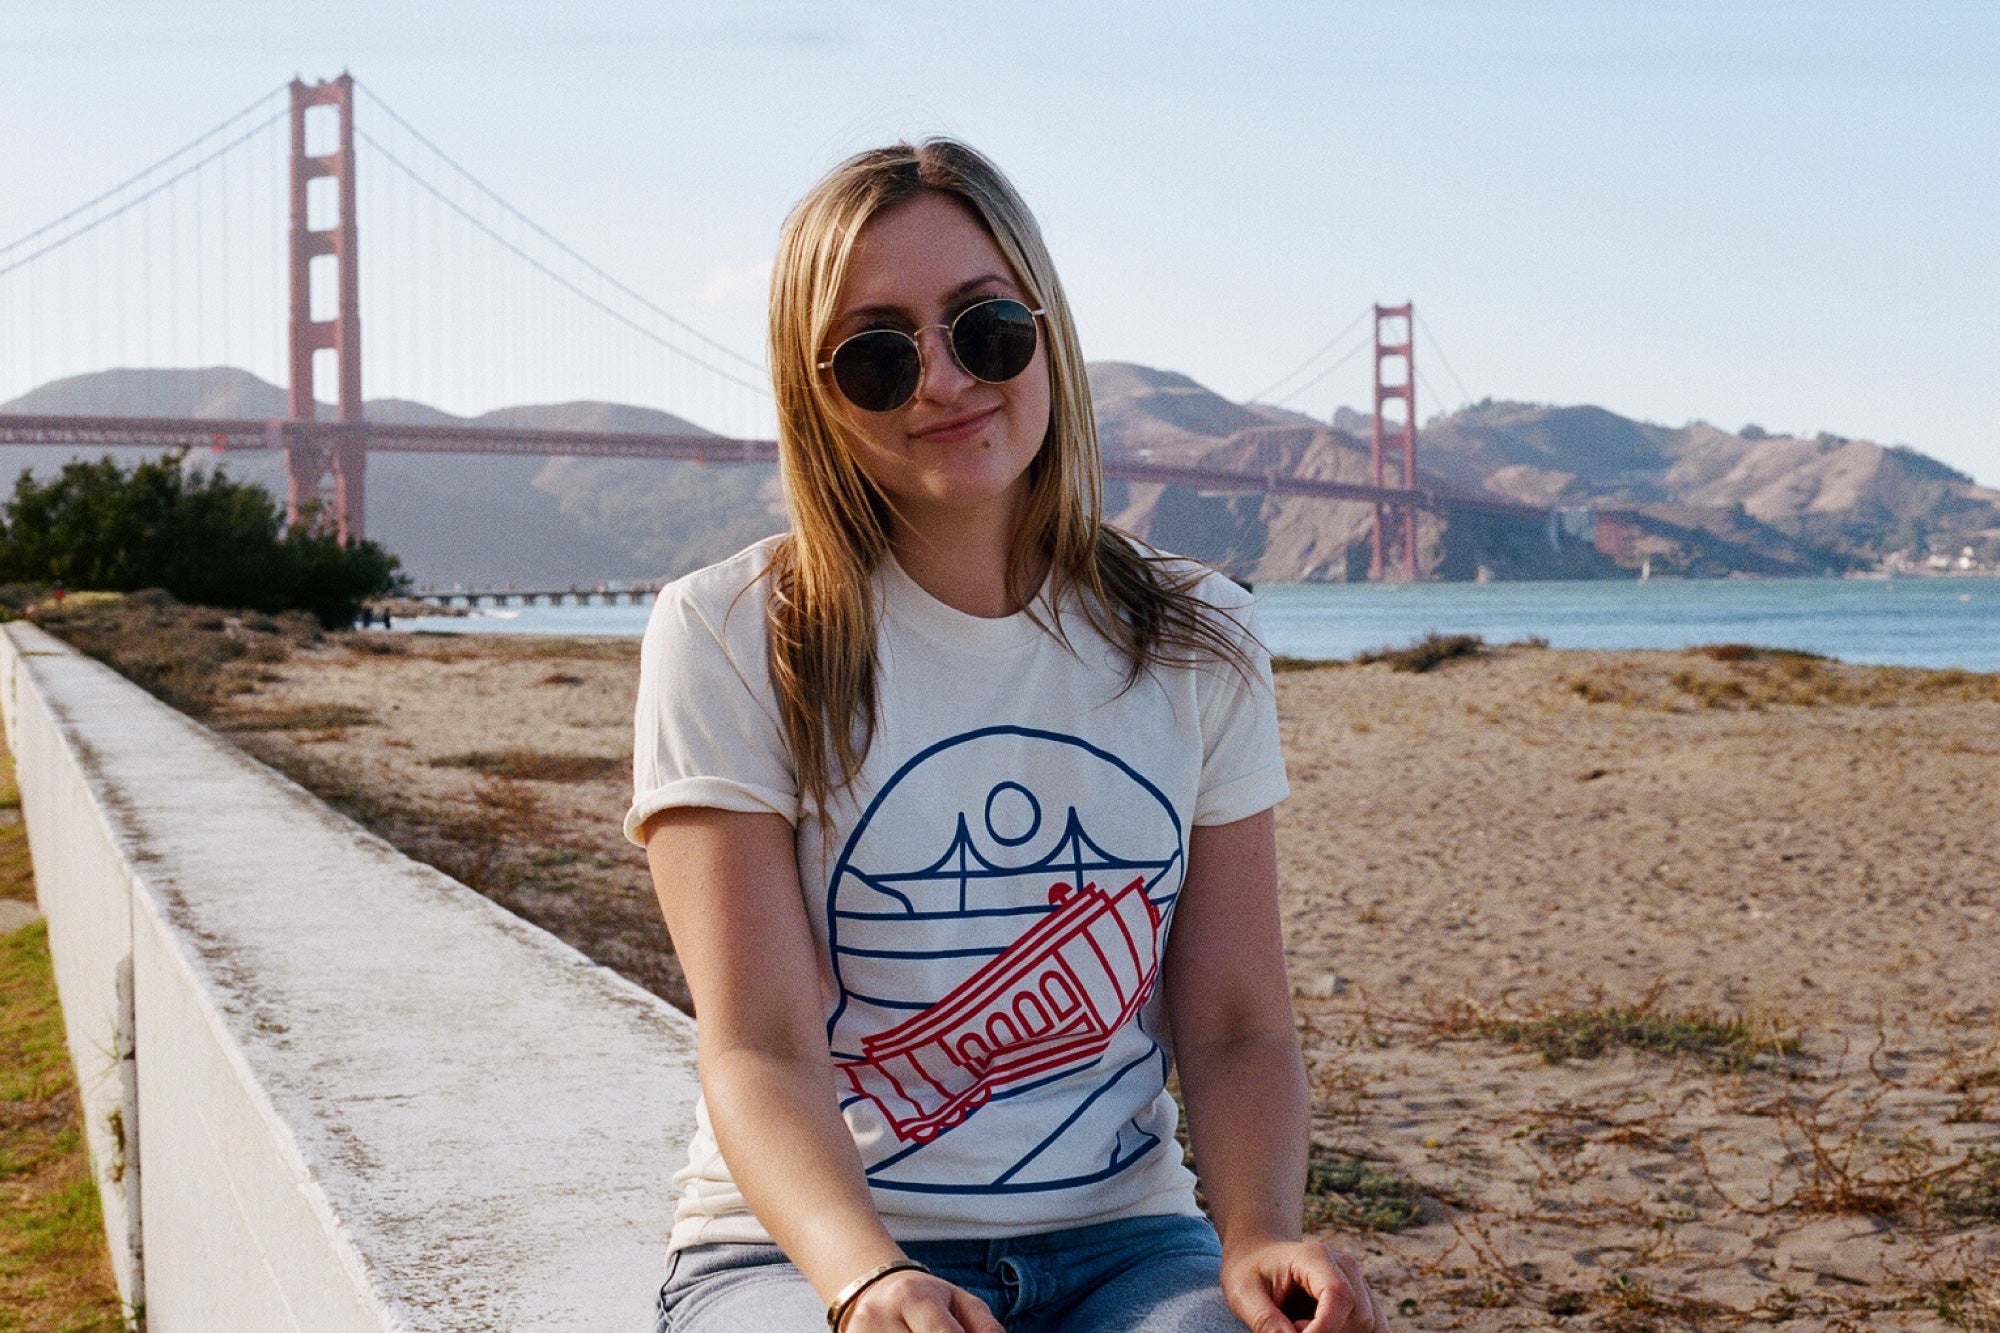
[700,1043,907,1302]
[1177,1026,1312,1249]
[644,809,909,1304]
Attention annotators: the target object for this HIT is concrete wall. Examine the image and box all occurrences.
[3,623,701,1331]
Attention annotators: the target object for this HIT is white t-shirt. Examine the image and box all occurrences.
[625,535,1288,1250]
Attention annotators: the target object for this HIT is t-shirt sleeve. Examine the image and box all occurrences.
[624,577,799,846]
[1193,593,1290,827]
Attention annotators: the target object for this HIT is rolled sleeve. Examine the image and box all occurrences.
[626,568,799,846]
[1192,593,1289,826]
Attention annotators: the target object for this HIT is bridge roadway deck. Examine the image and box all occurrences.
[0,412,1540,517]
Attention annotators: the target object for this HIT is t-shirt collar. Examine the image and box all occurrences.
[878,551,1056,653]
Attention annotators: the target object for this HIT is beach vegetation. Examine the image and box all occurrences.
[222,703,378,733]
[1354,631,1485,673]
[1,452,405,628]
[1929,1273,2000,1329]
[1928,1148,2000,1226]
[1435,994,1801,1072]
[1695,642,1828,665]
[1562,648,2000,711]
[427,749,623,783]
[1270,654,1343,673]
[32,589,319,718]
[1303,1145,1427,1232]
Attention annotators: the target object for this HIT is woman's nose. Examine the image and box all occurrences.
[912,324,975,405]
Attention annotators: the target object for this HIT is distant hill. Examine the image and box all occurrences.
[0,369,776,587]
[6,366,1995,584]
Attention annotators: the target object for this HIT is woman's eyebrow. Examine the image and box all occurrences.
[944,273,1017,302]
[838,273,1018,324]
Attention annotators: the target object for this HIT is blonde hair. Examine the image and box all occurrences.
[765,139,1248,815]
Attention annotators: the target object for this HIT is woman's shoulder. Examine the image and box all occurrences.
[645,535,785,650]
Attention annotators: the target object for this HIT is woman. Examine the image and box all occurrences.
[628,140,1390,1333]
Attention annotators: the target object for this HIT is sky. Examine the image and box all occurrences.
[4,1,1997,484]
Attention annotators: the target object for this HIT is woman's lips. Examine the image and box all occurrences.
[911,405,998,445]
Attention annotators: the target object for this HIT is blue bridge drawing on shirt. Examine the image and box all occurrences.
[825,725,1185,1194]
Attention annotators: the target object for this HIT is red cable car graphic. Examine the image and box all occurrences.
[837,876,1161,1144]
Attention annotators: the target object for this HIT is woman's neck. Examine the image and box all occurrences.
[888,498,1048,619]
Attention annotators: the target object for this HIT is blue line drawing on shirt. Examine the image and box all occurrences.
[985,781,1041,846]
[822,724,1185,1195]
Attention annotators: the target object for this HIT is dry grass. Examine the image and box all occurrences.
[1354,632,1486,674]
[1710,1086,2000,1230]
[428,749,623,783]
[222,702,377,733]
[31,589,322,718]
[1271,654,1344,674]
[1563,644,2000,712]
[1426,987,1803,1073]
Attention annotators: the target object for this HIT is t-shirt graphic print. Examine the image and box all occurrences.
[626,538,1288,1245]
[828,726,1184,1192]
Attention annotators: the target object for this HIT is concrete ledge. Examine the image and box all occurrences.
[3,622,700,1331]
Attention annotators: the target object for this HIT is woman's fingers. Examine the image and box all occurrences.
[845,1271,1000,1333]
[1303,1248,1389,1333]
[1224,1240,1390,1333]
[949,1285,1007,1333]
[1329,1250,1391,1332]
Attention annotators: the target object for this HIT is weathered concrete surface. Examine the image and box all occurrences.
[2,623,700,1331]
[5,622,145,1307]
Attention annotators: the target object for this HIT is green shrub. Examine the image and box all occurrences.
[0,452,405,628]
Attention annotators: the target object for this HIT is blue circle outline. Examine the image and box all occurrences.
[982,780,1042,847]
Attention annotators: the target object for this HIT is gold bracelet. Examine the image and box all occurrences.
[826,1258,930,1331]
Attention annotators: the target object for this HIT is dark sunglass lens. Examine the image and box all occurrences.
[831,332,922,412]
[952,300,1039,384]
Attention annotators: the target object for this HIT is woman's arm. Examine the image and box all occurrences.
[643,807,1001,1333]
[1165,810,1390,1333]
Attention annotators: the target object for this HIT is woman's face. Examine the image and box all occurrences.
[824,191,1052,535]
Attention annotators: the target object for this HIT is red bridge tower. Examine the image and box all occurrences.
[1369,303,1419,580]
[287,74,366,543]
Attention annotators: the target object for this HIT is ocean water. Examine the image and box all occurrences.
[395,576,2000,673]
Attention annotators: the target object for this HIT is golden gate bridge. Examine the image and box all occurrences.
[0,74,1535,582]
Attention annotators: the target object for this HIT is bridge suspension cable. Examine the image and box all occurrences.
[1413,307,1473,411]
[356,132,770,397]
[1246,306,1371,408]
[0,104,287,283]
[1,85,290,410]
[1268,334,1375,415]
[351,83,773,436]
[354,84,764,379]
[0,83,286,264]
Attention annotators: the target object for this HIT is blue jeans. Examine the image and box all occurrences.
[653,1214,1246,1332]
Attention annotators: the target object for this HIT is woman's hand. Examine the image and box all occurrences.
[841,1268,1004,1333]
[1221,1238,1390,1333]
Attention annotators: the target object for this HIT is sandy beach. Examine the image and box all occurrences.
[118,619,2000,1330]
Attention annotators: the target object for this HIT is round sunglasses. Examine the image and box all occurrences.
[818,297,1045,413]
